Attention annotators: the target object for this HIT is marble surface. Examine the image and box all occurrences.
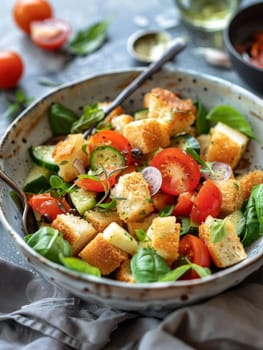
[0,0,256,269]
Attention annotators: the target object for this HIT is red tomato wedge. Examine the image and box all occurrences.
[88,130,133,165]
[190,179,222,224]
[30,18,71,50]
[150,148,200,196]
[179,234,211,279]
[13,0,53,34]
[0,50,24,89]
[173,191,195,217]
[28,193,70,220]
[75,175,116,193]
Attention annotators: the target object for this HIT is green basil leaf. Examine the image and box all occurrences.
[159,205,174,217]
[49,103,79,136]
[180,217,191,236]
[191,263,211,278]
[60,256,101,277]
[131,248,170,283]
[67,20,109,56]
[242,184,263,246]
[210,218,227,243]
[159,264,192,282]
[206,105,255,138]
[71,102,105,133]
[25,227,72,263]
[194,100,210,134]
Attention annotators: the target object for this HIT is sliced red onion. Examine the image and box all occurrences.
[202,161,232,182]
[142,166,162,195]
[73,158,86,174]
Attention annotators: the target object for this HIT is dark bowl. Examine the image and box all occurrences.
[224,2,263,95]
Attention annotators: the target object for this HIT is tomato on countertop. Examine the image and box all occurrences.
[13,0,53,34]
[150,148,200,196]
[179,234,211,279]
[0,51,24,89]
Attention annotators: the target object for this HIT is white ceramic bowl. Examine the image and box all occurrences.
[0,68,263,311]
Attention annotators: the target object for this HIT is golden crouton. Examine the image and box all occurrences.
[123,118,170,154]
[115,259,135,283]
[127,213,159,237]
[199,216,247,268]
[215,179,243,217]
[111,114,134,134]
[146,216,180,265]
[237,170,263,201]
[52,134,88,182]
[206,122,249,169]
[111,172,154,222]
[79,233,128,275]
[51,213,96,255]
[84,208,122,233]
[144,87,196,136]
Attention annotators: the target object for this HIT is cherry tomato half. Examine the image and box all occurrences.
[28,193,70,220]
[179,234,211,279]
[75,175,116,193]
[150,148,200,196]
[0,51,24,89]
[190,179,222,224]
[88,130,133,165]
[173,191,195,217]
[30,18,71,50]
[13,0,53,34]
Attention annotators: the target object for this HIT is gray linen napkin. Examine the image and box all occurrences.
[0,258,262,350]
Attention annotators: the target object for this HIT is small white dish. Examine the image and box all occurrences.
[127,29,172,63]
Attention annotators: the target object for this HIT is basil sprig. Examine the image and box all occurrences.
[206,105,255,138]
[25,227,72,263]
[49,103,79,136]
[67,20,109,56]
[71,102,105,133]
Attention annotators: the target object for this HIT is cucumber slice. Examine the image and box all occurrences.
[70,187,96,215]
[23,165,51,193]
[90,145,125,171]
[227,210,245,236]
[134,108,149,120]
[170,133,200,154]
[30,145,59,171]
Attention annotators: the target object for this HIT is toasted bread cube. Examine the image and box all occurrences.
[144,87,196,136]
[111,114,134,134]
[79,233,128,275]
[52,134,88,182]
[237,170,263,201]
[127,213,159,237]
[215,179,243,217]
[51,213,96,255]
[111,172,154,223]
[206,122,249,169]
[103,222,138,255]
[84,208,122,232]
[115,259,135,283]
[146,216,180,265]
[199,216,247,268]
[123,118,170,154]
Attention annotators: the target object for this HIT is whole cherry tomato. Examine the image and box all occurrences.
[0,51,24,89]
[13,0,53,34]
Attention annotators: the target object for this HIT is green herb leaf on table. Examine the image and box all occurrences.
[67,20,110,56]
[206,105,255,138]
[4,90,34,119]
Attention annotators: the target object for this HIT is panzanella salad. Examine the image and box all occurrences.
[23,87,263,283]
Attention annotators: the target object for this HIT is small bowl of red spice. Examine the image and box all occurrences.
[224,2,263,95]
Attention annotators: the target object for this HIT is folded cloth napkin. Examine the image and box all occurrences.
[0,258,262,350]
